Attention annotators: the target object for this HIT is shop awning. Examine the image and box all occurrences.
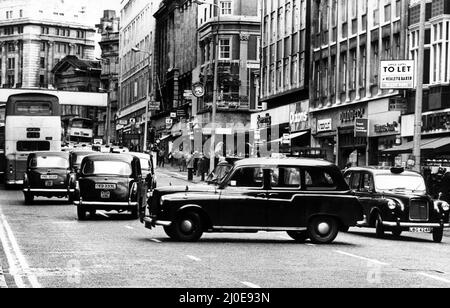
[382,138,450,153]
[268,131,308,144]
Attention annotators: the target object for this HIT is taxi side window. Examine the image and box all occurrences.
[270,167,301,189]
[361,173,374,192]
[350,172,362,190]
[229,167,264,188]
[304,168,337,191]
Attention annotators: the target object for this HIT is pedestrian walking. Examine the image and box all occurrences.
[187,152,195,181]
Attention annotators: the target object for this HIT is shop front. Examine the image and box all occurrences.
[367,98,402,166]
[312,103,368,168]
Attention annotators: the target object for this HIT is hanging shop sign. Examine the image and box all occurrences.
[192,83,205,98]
[355,119,369,138]
[374,122,400,134]
[289,101,309,132]
[380,60,415,89]
[257,113,272,129]
[317,119,332,133]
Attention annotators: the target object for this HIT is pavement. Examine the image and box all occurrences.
[0,169,449,288]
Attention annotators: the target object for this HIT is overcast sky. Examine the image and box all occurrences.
[84,0,122,27]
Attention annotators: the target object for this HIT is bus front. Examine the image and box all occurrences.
[5,94,61,186]
[67,118,94,145]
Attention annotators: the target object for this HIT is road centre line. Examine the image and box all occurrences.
[151,239,162,243]
[0,266,7,288]
[1,215,41,288]
[0,214,25,288]
[335,250,389,266]
[418,272,450,285]
[186,255,202,262]
[125,226,134,230]
[241,281,261,289]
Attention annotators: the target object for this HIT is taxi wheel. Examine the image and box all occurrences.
[24,193,34,205]
[375,213,385,238]
[77,206,87,221]
[432,228,444,243]
[392,229,403,237]
[164,226,176,239]
[173,212,204,242]
[287,231,309,243]
[308,216,339,244]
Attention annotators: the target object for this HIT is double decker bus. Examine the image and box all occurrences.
[63,117,94,145]
[0,103,5,180]
[5,93,61,186]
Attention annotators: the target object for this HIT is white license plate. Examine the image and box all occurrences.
[41,175,58,180]
[95,184,117,190]
[45,181,54,187]
[410,227,433,233]
[101,191,111,199]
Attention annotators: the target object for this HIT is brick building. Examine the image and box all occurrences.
[0,0,96,89]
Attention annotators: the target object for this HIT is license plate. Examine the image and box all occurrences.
[45,181,54,187]
[101,191,111,199]
[95,184,117,190]
[410,227,433,233]
[41,175,58,180]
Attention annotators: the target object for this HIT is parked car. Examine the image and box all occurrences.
[73,154,146,220]
[143,158,364,244]
[128,152,157,190]
[343,167,450,243]
[68,150,96,202]
[23,152,72,204]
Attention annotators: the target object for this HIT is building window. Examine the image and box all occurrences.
[7,75,14,86]
[40,57,45,69]
[220,1,232,15]
[384,3,391,23]
[41,42,46,52]
[7,58,14,69]
[219,38,231,60]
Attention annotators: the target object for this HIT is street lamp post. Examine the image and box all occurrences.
[195,0,221,173]
[132,47,152,152]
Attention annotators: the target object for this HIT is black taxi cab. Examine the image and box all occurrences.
[143,158,364,244]
[23,152,72,204]
[73,154,146,220]
[344,167,450,243]
[128,152,157,191]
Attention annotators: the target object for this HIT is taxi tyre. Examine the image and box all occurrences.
[432,228,444,243]
[77,206,87,221]
[287,231,309,243]
[307,216,339,244]
[173,212,204,242]
[24,193,34,205]
[375,213,385,238]
[392,229,402,237]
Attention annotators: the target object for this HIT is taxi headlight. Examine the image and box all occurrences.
[387,199,397,210]
[75,181,80,190]
[441,201,450,212]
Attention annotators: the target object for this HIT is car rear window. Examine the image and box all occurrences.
[31,156,69,169]
[82,161,132,176]
[270,167,301,189]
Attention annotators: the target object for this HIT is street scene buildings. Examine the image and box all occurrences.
[0,0,450,290]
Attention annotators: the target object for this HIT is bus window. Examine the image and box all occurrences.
[17,141,50,152]
[15,102,52,116]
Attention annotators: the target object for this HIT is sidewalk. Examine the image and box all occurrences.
[155,165,204,184]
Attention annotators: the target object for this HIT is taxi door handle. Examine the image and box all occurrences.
[256,193,267,198]
[269,193,279,198]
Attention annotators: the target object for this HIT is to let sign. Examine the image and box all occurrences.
[380,60,415,89]
[355,119,369,138]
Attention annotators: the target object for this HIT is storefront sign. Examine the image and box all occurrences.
[374,122,399,134]
[380,60,415,89]
[166,118,173,129]
[118,120,128,126]
[170,112,177,119]
[257,113,272,129]
[355,119,369,137]
[340,107,365,124]
[289,101,309,132]
[317,119,332,132]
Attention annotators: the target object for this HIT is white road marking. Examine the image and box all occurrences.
[0,265,8,288]
[151,239,162,243]
[0,214,25,288]
[335,250,389,266]
[97,211,109,218]
[306,243,316,247]
[241,281,261,289]
[125,226,134,230]
[186,255,202,262]
[418,273,450,284]
[0,214,42,288]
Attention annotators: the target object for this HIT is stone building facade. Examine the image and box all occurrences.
[0,0,96,89]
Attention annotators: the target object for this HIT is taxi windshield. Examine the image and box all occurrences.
[211,164,232,184]
[82,161,132,176]
[32,156,69,169]
[375,174,427,193]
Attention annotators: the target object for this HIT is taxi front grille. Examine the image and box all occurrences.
[409,199,429,222]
